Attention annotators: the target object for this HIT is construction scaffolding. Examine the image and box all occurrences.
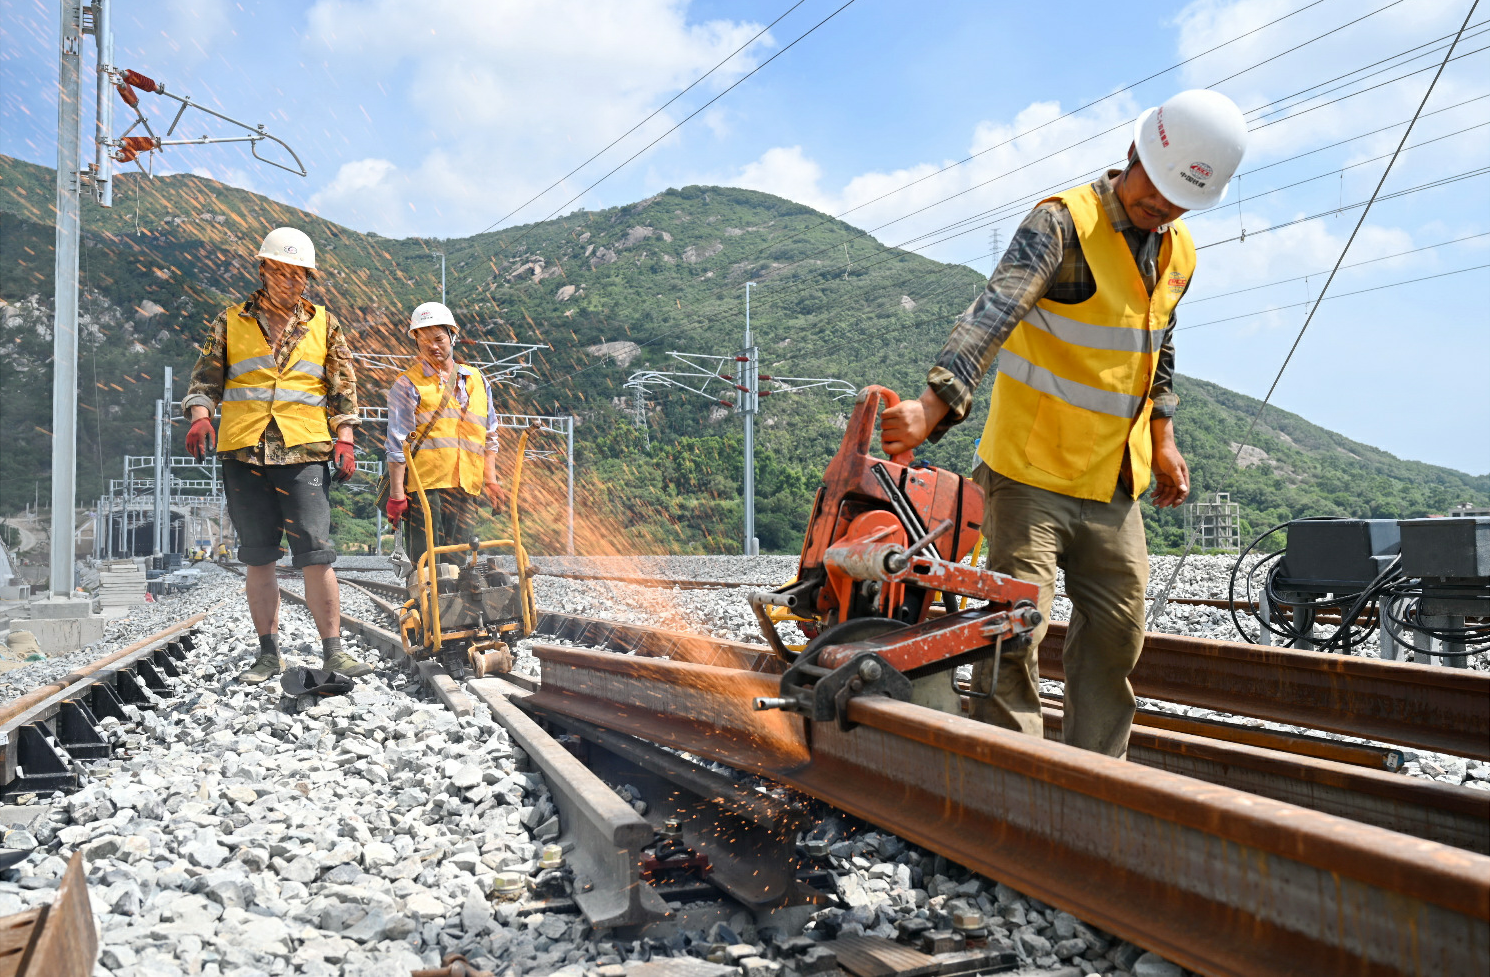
[1185,492,1243,554]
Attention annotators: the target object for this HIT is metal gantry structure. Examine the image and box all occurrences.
[352,341,548,386]
[47,0,304,593]
[625,281,856,555]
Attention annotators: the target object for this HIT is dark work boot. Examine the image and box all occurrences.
[240,634,283,685]
[322,636,372,678]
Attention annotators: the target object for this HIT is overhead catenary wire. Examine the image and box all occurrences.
[474,0,810,235]
[512,9,1477,353]
[486,0,860,261]
[1178,263,1490,331]
[522,6,1482,398]
[729,28,1490,302]
[1183,230,1490,304]
[729,0,1410,272]
[1148,0,1481,628]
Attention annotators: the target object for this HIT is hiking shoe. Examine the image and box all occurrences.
[239,651,283,685]
[324,648,373,678]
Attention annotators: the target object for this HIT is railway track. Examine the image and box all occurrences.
[327,575,1490,972]
[13,566,1485,975]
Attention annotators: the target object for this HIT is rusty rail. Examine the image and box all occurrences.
[1040,701,1488,853]
[528,645,1489,977]
[1040,623,1490,760]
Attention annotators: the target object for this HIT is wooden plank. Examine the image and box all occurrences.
[0,908,42,977]
[26,852,96,976]
[824,935,939,977]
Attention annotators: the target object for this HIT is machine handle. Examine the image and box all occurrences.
[858,385,915,468]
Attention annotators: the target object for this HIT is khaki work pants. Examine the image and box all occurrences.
[967,465,1148,757]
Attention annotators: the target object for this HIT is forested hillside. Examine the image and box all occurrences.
[2,155,1484,553]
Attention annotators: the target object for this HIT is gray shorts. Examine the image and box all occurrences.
[223,460,337,567]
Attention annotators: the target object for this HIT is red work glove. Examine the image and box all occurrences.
[331,439,357,482]
[385,496,409,526]
[185,417,216,460]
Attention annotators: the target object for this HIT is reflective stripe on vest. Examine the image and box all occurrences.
[400,363,490,496]
[995,350,1144,418]
[977,183,1196,502]
[216,302,334,452]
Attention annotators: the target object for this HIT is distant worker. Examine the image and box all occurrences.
[181,227,372,684]
[383,302,504,570]
[881,90,1247,757]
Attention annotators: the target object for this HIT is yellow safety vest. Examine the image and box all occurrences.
[977,184,1195,501]
[403,363,490,496]
[217,302,332,452]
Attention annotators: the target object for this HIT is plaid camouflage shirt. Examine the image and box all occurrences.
[181,290,360,466]
[927,170,1186,440]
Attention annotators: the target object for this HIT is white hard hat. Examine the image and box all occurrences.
[409,301,458,336]
[256,227,316,271]
[1133,90,1247,211]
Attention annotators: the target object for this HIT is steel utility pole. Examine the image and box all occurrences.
[48,0,88,594]
[625,281,856,556]
[44,0,302,592]
[742,282,759,555]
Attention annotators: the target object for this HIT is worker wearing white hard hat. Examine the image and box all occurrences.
[383,301,504,570]
[181,226,371,684]
[880,90,1247,758]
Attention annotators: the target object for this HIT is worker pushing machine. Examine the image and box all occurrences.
[182,227,372,684]
[382,302,505,567]
[881,90,1247,757]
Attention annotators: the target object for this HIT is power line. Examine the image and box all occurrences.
[733,21,1490,298]
[1178,263,1489,330]
[488,0,860,260]
[1183,231,1490,304]
[730,0,1393,267]
[1197,165,1490,250]
[1149,0,1481,626]
[474,0,809,235]
[520,9,1481,394]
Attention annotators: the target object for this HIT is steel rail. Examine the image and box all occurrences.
[528,645,1490,977]
[1040,623,1490,760]
[1039,701,1488,853]
[0,614,201,789]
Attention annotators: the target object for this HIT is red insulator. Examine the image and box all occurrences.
[719,374,733,381]
[717,400,734,408]
[759,375,773,381]
[734,385,749,392]
[120,136,157,151]
[123,69,160,93]
[115,82,139,107]
[735,355,749,362]
[759,390,771,397]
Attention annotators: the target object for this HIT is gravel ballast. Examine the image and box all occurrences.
[0,556,1480,977]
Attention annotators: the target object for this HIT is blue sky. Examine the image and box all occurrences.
[3,0,1487,474]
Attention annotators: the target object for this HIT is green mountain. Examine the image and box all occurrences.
[2,154,1484,554]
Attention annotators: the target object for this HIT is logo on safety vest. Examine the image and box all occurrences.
[1167,273,1189,295]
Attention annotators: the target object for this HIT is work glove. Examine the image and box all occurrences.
[331,439,357,482]
[185,417,216,460]
[385,496,409,526]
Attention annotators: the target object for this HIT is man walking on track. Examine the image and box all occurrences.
[182,227,372,684]
[880,90,1247,757]
[382,301,504,570]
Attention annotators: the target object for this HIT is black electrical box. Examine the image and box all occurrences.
[1398,517,1490,579]
[1277,519,1401,591]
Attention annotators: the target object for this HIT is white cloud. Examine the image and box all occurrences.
[153,0,234,69]
[299,0,773,236]
[734,146,828,210]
